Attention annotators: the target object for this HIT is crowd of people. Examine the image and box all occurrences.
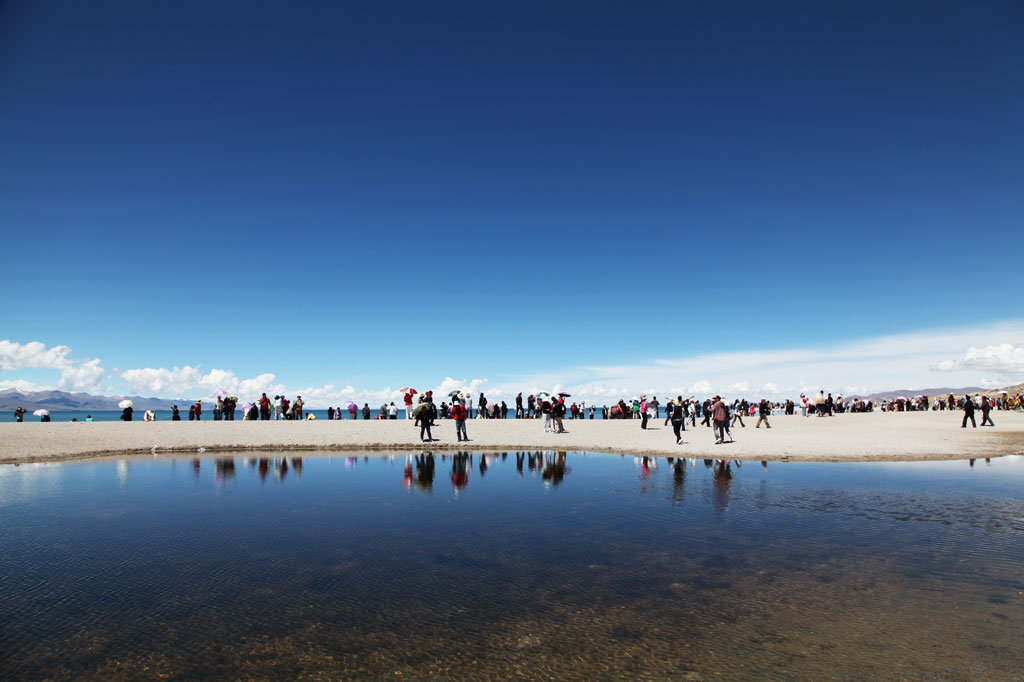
[11,388,1022,441]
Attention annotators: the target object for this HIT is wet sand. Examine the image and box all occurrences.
[2,411,1022,464]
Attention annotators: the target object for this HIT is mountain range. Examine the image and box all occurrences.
[851,386,987,401]
[0,389,191,411]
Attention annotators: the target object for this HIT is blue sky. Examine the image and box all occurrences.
[2,1,1023,403]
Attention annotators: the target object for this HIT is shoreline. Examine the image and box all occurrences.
[2,411,1022,465]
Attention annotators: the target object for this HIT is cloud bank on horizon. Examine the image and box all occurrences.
[2,320,1023,406]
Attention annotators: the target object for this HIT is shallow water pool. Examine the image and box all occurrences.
[1,453,1022,680]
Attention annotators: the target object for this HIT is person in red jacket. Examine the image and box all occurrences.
[451,400,469,442]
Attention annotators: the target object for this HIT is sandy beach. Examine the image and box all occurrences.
[1,410,1022,464]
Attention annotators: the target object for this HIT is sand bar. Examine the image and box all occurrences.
[2,411,1022,464]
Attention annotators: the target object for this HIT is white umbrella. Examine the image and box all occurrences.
[118,400,133,409]
[33,409,49,417]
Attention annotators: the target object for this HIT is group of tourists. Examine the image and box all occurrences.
[11,387,1021,433]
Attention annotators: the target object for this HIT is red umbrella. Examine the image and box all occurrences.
[399,388,417,396]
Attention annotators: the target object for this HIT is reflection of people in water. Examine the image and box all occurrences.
[712,459,733,512]
[450,453,470,491]
[192,458,201,479]
[541,452,569,485]
[703,459,714,470]
[214,458,236,484]
[516,452,524,476]
[413,453,435,493]
[671,458,686,504]
[258,458,269,482]
[479,454,488,478]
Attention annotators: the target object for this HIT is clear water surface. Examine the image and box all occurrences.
[1,452,1022,681]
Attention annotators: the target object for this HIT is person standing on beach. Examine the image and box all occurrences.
[541,397,553,432]
[552,398,567,433]
[259,393,271,420]
[527,395,535,418]
[962,395,976,428]
[515,392,524,418]
[404,391,414,419]
[194,400,203,420]
[389,402,398,419]
[14,406,25,422]
[711,396,728,444]
[980,396,995,426]
[419,403,434,442]
[451,400,469,441]
[639,396,649,429]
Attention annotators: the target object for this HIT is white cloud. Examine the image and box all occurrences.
[57,358,105,393]
[0,340,72,371]
[0,340,105,393]
[931,344,1024,376]
[120,365,286,398]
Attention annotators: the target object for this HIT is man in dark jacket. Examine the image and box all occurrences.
[552,399,567,433]
[962,395,976,428]
[980,396,995,427]
[670,398,686,444]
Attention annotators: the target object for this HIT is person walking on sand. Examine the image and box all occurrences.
[980,396,995,426]
[671,398,686,444]
[731,403,746,428]
[755,399,772,428]
[962,395,976,428]
[711,396,729,444]
[639,396,649,429]
[451,399,469,441]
